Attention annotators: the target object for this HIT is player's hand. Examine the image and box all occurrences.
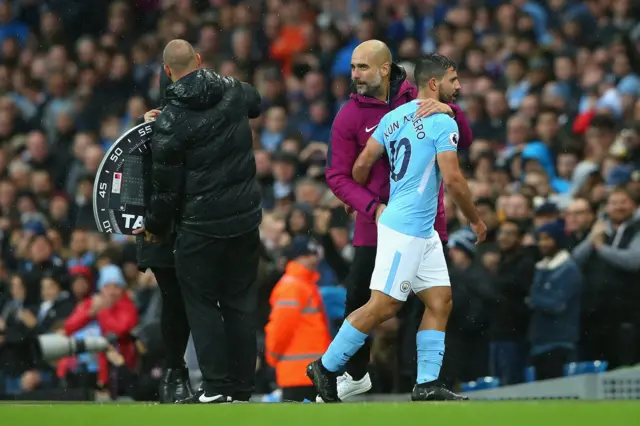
[143,109,161,123]
[375,204,386,224]
[470,220,487,245]
[415,99,454,118]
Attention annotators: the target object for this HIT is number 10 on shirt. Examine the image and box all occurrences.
[389,138,412,182]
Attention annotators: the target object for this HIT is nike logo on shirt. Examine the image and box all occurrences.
[365,125,378,133]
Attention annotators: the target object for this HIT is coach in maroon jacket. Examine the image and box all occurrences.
[325,40,472,400]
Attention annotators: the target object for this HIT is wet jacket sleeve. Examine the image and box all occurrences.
[265,283,305,367]
[241,82,262,119]
[325,109,381,219]
[144,109,186,236]
[596,232,640,272]
[450,104,472,150]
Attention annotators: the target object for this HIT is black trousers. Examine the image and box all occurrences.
[440,332,489,384]
[174,229,260,400]
[151,267,190,370]
[343,246,377,380]
[281,386,316,402]
[531,348,573,381]
[581,313,640,369]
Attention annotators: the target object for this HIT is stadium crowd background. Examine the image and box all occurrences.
[1,0,640,400]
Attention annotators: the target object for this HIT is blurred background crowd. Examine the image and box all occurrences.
[1,0,640,401]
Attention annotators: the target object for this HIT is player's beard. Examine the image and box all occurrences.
[438,85,459,103]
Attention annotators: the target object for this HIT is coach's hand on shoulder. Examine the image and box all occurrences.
[144,109,161,123]
[415,99,454,118]
[375,204,386,224]
[471,220,487,245]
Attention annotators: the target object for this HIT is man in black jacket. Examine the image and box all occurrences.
[489,219,536,385]
[139,39,262,404]
[136,68,192,404]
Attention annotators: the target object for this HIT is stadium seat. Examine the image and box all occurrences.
[262,389,283,403]
[475,377,501,390]
[564,361,608,376]
[460,381,478,392]
[461,377,501,392]
[525,366,536,383]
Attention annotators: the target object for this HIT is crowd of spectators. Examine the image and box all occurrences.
[1,0,640,400]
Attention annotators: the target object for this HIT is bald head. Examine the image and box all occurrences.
[351,40,392,100]
[163,39,200,80]
[353,40,392,67]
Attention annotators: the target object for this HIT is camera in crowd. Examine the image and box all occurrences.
[30,323,162,362]
[31,333,119,362]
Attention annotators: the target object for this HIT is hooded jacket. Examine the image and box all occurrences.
[144,69,262,238]
[325,63,472,246]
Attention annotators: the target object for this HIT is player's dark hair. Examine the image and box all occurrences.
[414,54,457,89]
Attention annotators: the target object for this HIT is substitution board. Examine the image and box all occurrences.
[93,122,152,235]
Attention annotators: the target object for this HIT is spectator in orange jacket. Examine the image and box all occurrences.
[265,236,331,402]
[60,265,139,391]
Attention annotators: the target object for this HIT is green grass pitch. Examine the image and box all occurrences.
[1,401,639,426]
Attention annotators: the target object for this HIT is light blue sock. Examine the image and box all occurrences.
[417,330,446,384]
[321,320,369,373]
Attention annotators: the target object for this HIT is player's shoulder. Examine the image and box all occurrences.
[393,101,418,117]
[381,102,414,125]
[425,112,457,128]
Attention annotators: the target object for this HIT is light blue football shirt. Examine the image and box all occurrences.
[371,100,459,239]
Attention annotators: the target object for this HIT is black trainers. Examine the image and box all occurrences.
[411,380,469,401]
[175,388,232,404]
[160,368,194,403]
[306,360,340,403]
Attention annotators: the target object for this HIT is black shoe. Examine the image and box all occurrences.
[306,360,340,403]
[160,368,194,403]
[411,380,469,401]
[231,391,251,403]
[174,368,194,401]
[175,388,232,404]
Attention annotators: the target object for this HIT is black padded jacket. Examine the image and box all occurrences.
[144,69,262,238]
